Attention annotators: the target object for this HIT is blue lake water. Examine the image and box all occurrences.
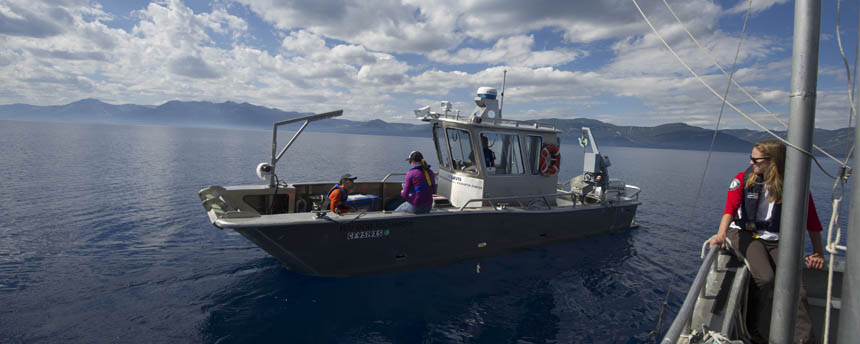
[0,119,851,343]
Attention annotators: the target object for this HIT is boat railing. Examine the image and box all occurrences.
[626,185,641,200]
[661,244,720,344]
[435,112,557,131]
[380,173,407,183]
[457,192,579,211]
[560,177,641,199]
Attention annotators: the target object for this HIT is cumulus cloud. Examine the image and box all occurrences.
[0,3,67,38]
[169,55,221,78]
[236,0,463,53]
[726,0,789,15]
[236,0,720,53]
[281,30,328,55]
[428,35,584,67]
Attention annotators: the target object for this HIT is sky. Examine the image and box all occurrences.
[1,0,859,129]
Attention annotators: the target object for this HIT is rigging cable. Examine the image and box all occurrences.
[632,0,840,180]
[834,0,859,168]
[644,0,753,340]
[836,0,859,131]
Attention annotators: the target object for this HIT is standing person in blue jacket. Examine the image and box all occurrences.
[396,151,437,214]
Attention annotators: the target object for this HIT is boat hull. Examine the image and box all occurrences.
[230,202,638,277]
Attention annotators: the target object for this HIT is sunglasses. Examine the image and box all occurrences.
[750,156,770,163]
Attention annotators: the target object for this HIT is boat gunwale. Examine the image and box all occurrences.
[211,198,641,229]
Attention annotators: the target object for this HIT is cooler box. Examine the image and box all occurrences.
[346,194,380,211]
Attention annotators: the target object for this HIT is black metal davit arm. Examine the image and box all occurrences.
[269,110,343,187]
[661,244,720,344]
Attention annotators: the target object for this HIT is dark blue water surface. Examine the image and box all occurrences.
[0,120,851,343]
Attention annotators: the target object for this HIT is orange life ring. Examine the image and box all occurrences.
[539,144,561,174]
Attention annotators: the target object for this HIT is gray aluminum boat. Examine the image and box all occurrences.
[198,87,641,277]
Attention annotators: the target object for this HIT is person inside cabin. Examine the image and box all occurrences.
[324,173,357,215]
[709,139,825,343]
[395,151,437,214]
[481,135,495,167]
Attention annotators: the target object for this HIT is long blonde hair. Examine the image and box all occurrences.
[746,139,785,203]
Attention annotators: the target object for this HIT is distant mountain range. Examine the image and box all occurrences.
[0,99,852,157]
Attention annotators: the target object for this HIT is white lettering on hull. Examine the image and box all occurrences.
[346,229,390,240]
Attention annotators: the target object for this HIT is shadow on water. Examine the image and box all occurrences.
[199,232,638,343]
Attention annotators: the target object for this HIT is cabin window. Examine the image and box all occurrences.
[446,128,478,174]
[432,124,452,169]
[480,132,524,175]
[525,136,543,175]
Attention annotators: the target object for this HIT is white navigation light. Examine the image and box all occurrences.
[256,162,273,181]
[414,106,431,118]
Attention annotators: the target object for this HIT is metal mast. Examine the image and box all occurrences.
[770,0,821,342]
[838,46,860,344]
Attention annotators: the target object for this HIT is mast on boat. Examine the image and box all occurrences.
[839,35,860,344]
[770,0,821,341]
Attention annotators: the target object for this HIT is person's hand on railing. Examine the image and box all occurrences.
[708,233,726,249]
[702,236,723,258]
[805,252,824,270]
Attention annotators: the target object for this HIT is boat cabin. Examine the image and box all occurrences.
[416,87,563,208]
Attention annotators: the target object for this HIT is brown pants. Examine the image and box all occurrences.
[727,228,814,343]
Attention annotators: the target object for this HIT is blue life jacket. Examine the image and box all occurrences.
[410,164,434,193]
[324,184,348,210]
[737,166,782,233]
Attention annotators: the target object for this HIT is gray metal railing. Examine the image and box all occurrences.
[560,179,641,201]
[380,173,407,183]
[626,185,641,199]
[380,172,637,212]
[457,192,579,211]
[433,112,558,131]
[661,244,720,344]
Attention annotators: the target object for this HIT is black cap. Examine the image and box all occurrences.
[340,173,357,182]
[406,151,423,162]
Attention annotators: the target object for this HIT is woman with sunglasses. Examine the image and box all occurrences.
[709,139,824,343]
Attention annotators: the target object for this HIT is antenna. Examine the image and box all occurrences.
[499,69,507,117]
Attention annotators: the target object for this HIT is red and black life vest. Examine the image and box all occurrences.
[736,166,782,233]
